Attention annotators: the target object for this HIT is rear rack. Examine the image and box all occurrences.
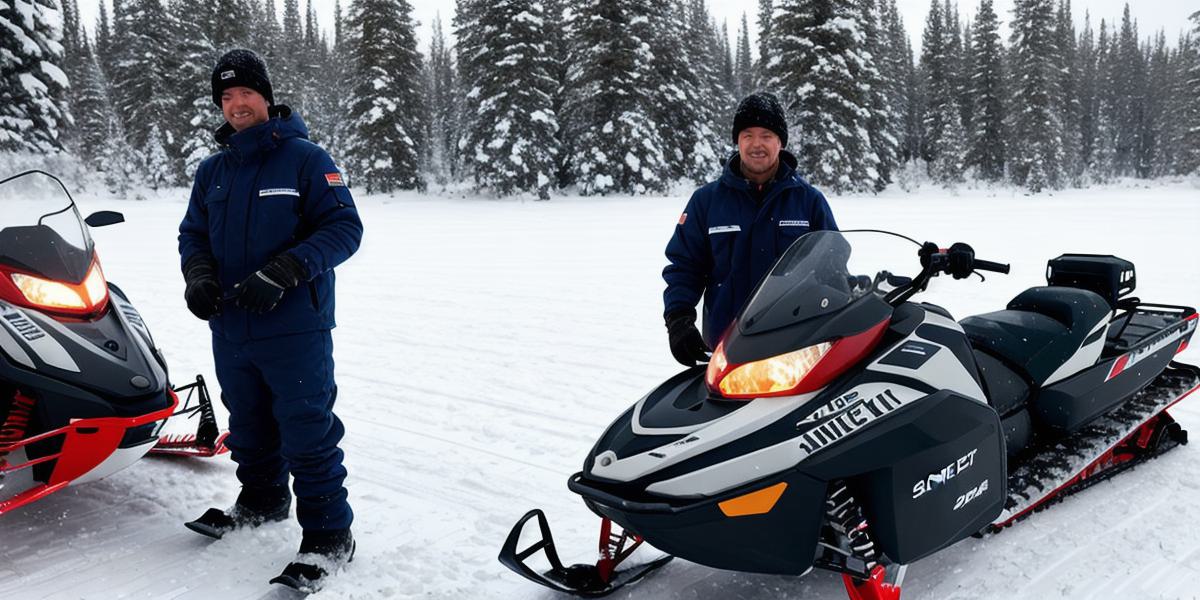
[1105,300,1197,358]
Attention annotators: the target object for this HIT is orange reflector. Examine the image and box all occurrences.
[718,482,788,517]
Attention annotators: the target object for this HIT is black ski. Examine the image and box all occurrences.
[498,509,673,597]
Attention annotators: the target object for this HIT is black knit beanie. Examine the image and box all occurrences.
[732,92,788,147]
[211,49,274,107]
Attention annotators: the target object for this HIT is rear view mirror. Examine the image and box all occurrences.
[85,211,125,227]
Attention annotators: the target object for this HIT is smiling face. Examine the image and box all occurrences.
[221,86,270,132]
[737,127,782,183]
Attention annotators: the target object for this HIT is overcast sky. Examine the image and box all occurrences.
[77,0,1194,56]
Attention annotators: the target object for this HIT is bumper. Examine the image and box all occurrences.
[570,469,828,575]
[0,389,178,515]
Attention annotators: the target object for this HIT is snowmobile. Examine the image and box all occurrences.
[0,170,228,517]
[499,229,1199,599]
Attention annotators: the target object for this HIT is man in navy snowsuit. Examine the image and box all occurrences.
[663,92,838,365]
[178,49,362,588]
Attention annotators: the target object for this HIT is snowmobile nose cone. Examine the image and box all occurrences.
[130,375,150,390]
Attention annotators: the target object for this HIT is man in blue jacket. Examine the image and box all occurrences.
[178,49,362,591]
[663,93,838,365]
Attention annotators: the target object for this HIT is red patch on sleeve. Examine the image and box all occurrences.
[325,172,345,187]
[678,212,687,225]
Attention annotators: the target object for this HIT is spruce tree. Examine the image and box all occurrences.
[1144,32,1170,177]
[755,0,772,87]
[765,0,883,192]
[425,13,458,185]
[73,42,113,163]
[1091,18,1117,182]
[541,0,571,187]
[274,0,304,110]
[344,0,426,191]
[1179,15,1200,175]
[965,0,1005,181]
[920,0,958,176]
[862,0,901,189]
[171,0,219,180]
[1054,0,1082,184]
[0,0,70,153]
[880,0,918,163]
[651,1,721,183]
[1111,4,1145,177]
[561,0,667,194]
[735,13,754,101]
[111,0,174,156]
[1007,0,1064,191]
[1077,12,1098,175]
[457,0,560,198]
[685,0,730,165]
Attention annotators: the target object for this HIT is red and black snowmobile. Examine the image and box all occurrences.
[0,170,228,516]
[499,230,1198,599]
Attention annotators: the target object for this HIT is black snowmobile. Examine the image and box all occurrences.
[0,170,227,516]
[499,230,1198,599]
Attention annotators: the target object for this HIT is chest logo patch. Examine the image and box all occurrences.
[708,225,741,235]
[325,172,345,187]
[779,220,810,227]
[259,188,300,197]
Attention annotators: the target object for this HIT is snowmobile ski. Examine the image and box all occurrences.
[498,509,673,597]
[989,361,1200,532]
[151,375,230,457]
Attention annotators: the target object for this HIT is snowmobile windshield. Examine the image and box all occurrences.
[739,231,918,334]
[0,171,94,283]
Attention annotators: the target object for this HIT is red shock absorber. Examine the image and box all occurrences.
[0,391,36,465]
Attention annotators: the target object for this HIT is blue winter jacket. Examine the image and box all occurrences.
[663,150,838,347]
[179,106,363,343]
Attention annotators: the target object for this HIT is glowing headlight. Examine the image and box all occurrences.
[83,263,107,306]
[707,341,832,398]
[11,272,86,309]
[9,262,108,312]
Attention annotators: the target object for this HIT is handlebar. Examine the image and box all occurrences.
[973,259,1010,274]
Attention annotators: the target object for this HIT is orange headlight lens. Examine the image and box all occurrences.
[11,272,86,309]
[713,342,833,398]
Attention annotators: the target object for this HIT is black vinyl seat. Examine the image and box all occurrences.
[960,286,1111,387]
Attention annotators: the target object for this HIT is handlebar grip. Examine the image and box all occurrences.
[974,259,1010,274]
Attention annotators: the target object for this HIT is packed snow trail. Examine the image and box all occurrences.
[0,182,1197,599]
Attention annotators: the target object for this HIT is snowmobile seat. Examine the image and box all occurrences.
[960,287,1110,387]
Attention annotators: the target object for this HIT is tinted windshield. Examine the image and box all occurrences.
[740,231,918,333]
[0,171,94,282]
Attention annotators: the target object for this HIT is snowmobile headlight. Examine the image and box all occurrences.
[9,262,108,313]
[11,272,87,309]
[707,341,832,399]
[83,263,108,306]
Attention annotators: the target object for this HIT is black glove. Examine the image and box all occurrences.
[183,255,222,321]
[666,309,710,366]
[234,253,306,314]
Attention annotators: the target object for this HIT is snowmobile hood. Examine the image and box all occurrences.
[720,149,803,193]
[214,105,309,163]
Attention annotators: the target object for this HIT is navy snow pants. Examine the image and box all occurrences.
[212,330,353,531]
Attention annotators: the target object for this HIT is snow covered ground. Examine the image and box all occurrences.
[1,179,1198,599]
